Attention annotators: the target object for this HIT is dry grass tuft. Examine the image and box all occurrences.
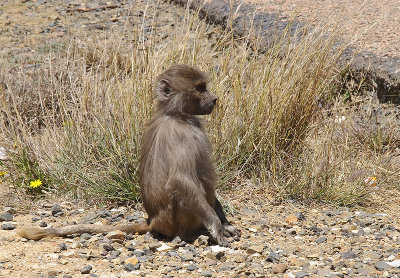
[0,5,398,206]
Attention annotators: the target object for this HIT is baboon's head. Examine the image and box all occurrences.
[155,64,218,115]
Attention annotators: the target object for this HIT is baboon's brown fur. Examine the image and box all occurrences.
[17,64,240,246]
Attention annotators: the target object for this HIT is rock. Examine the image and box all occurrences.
[357,266,375,275]
[180,252,194,262]
[0,147,7,160]
[201,270,213,277]
[316,268,332,276]
[51,204,64,217]
[272,263,288,273]
[157,243,172,252]
[387,260,400,267]
[194,235,209,247]
[187,264,198,271]
[205,260,218,266]
[375,261,391,271]
[81,233,92,240]
[105,230,126,241]
[102,243,114,251]
[123,262,140,271]
[363,250,381,259]
[3,207,15,215]
[125,256,139,265]
[340,251,358,259]
[31,217,40,222]
[209,245,228,253]
[286,215,298,224]
[39,221,47,227]
[0,213,13,222]
[48,270,58,276]
[247,245,264,254]
[133,250,144,257]
[80,265,92,274]
[149,241,162,251]
[220,262,234,271]
[1,223,15,230]
[294,212,306,221]
[315,236,327,243]
[171,236,182,244]
[295,271,309,278]
[61,250,77,258]
[58,243,67,251]
[266,252,280,262]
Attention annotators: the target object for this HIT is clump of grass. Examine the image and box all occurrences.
[1,4,397,206]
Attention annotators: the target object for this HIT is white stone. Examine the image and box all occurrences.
[157,243,172,252]
[387,255,396,261]
[387,260,400,268]
[0,147,7,160]
[210,245,229,252]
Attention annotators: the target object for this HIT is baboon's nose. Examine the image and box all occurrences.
[212,96,218,105]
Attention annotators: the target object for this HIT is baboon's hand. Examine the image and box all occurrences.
[223,224,241,238]
[213,233,230,247]
[210,226,230,247]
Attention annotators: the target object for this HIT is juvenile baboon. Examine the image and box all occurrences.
[17,64,240,246]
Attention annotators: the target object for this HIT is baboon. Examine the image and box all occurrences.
[17,64,240,246]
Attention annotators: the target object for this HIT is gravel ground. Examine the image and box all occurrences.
[2,198,400,277]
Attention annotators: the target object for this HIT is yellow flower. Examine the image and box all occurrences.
[0,171,6,177]
[29,179,42,188]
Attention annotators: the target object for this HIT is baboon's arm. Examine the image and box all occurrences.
[17,222,149,240]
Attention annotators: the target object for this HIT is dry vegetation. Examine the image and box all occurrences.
[0,5,399,206]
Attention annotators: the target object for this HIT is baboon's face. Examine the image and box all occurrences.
[155,65,218,116]
[183,81,218,115]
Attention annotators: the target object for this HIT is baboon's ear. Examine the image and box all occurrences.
[156,79,172,98]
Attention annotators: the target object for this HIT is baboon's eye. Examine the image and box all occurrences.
[196,84,206,92]
[164,87,171,95]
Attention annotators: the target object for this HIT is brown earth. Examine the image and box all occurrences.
[242,0,400,59]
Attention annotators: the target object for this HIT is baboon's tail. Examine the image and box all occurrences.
[17,222,150,240]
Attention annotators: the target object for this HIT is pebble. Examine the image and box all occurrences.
[102,243,114,251]
[58,243,67,251]
[375,261,391,271]
[51,204,64,217]
[125,256,139,265]
[247,245,264,254]
[194,235,209,247]
[105,231,126,241]
[220,262,234,271]
[187,264,198,271]
[80,265,92,274]
[387,260,400,267]
[39,221,47,227]
[357,266,375,275]
[315,236,327,243]
[149,241,162,251]
[272,263,288,273]
[180,252,194,262]
[266,252,280,262]
[123,263,140,271]
[1,223,15,230]
[340,251,358,259]
[201,270,213,277]
[295,271,309,278]
[0,213,13,222]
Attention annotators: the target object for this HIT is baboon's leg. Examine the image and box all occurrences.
[172,180,229,247]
